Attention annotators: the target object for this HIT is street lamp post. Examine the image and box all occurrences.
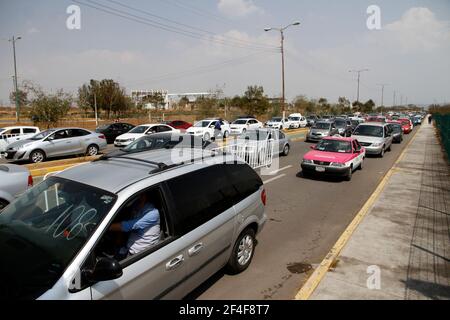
[377,83,389,108]
[349,69,369,104]
[9,36,22,122]
[264,21,300,119]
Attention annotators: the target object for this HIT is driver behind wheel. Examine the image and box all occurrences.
[109,193,160,260]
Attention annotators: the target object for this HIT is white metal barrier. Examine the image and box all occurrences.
[214,139,275,169]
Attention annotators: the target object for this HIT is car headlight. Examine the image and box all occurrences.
[372,142,383,147]
[330,162,346,167]
[126,138,135,142]
[303,159,313,164]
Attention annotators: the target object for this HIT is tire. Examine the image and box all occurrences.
[0,199,9,212]
[203,132,211,141]
[242,128,247,134]
[345,166,353,181]
[86,144,99,156]
[387,144,392,152]
[379,147,385,158]
[282,144,290,156]
[226,228,256,275]
[29,149,46,163]
[223,131,230,139]
[359,159,364,170]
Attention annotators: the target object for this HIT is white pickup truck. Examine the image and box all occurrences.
[0,126,40,156]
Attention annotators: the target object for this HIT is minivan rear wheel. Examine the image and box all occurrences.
[226,228,256,274]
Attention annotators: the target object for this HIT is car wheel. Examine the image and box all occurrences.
[30,150,46,163]
[226,228,256,275]
[359,159,364,170]
[0,199,9,211]
[203,132,211,141]
[346,166,353,181]
[86,144,99,156]
[242,128,247,134]
[282,144,290,156]
[380,147,385,158]
[387,144,392,152]
[223,131,230,139]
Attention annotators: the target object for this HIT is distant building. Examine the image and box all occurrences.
[131,90,213,110]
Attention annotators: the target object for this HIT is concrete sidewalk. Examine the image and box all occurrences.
[311,121,450,300]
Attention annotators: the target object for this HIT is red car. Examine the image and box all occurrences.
[163,120,192,130]
[398,118,412,134]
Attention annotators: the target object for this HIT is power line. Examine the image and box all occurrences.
[124,51,277,87]
[103,0,278,50]
[159,0,232,25]
[73,0,278,52]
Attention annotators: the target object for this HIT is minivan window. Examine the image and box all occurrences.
[167,164,238,235]
[225,164,263,203]
[0,177,117,300]
[353,125,383,138]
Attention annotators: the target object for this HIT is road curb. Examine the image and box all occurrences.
[294,126,422,300]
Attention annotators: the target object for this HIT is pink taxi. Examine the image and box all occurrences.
[301,136,365,181]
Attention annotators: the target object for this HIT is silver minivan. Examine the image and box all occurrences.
[351,122,394,157]
[0,149,266,299]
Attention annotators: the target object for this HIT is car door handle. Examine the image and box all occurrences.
[166,255,184,271]
[188,243,204,257]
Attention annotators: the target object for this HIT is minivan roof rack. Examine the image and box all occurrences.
[94,154,180,174]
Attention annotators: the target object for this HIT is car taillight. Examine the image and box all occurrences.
[99,134,106,139]
[261,189,267,206]
[28,175,33,187]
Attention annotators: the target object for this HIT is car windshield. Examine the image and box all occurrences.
[194,121,212,128]
[353,125,383,137]
[334,120,346,127]
[289,117,300,121]
[315,140,352,153]
[0,177,117,299]
[124,134,208,152]
[96,124,110,130]
[29,129,55,141]
[270,118,282,122]
[313,123,330,130]
[233,120,247,125]
[129,126,149,134]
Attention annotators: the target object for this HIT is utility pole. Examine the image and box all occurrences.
[349,69,369,104]
[9,36,22,122]
[264,21,301,119]
[377,83,388,107]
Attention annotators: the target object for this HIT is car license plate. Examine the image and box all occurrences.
[316,167,326,172]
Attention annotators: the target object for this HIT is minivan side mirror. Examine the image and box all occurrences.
[85,257,123,283]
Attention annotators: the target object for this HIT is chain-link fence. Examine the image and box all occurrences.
[434,114,450,159]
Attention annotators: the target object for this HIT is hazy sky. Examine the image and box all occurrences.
[1,0,449,106]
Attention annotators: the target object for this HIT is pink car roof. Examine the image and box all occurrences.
[322,136,355,142]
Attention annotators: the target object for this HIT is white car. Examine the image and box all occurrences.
[266,117,288,130]
[288,114,307,129]
[230,118,263,135]
[0,164,33,211]
[114,124,180,147]
[186,119,230,140]
[0,126,40,155]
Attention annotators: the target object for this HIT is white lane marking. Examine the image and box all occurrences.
[269,165,293,175]
[263,174,286,185]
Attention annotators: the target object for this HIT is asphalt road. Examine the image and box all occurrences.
[188,128,418,300]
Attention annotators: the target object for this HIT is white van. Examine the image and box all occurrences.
[0,126,40,155]
[288,114,307,129]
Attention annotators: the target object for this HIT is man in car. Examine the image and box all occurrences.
[109,193,160,259]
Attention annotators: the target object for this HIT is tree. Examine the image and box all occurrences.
[28,84,72,128]
[142,92,165,110]
[293,95,316,114]
[9,88,28,107]
[179,96,190,110]
[240,85,270,116]
[77,79,130,119]
[318,97,331,114]
[362,99,375,113]
[337,97,351,114]
[195,96,218,118]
